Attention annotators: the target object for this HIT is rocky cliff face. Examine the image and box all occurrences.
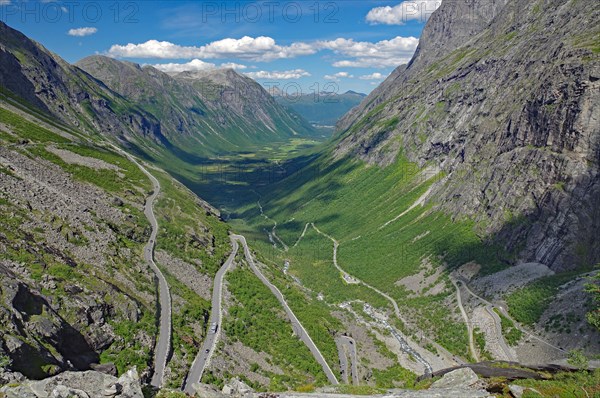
[335,0,600,270]
[0,103,159,379]
[0,265,98,378]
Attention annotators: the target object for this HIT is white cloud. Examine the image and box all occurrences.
[0,0,11,5]
[149,59,248,73]
[318,36,417,58]
[359,72,386,80]
[108,36,316,62]
[333,58,412,68]
[324,71,354,80]
[366,0,442,25]
[150,59,216,73]
[220,62,247,70]
[245,69,311,80]
[68,27,98,37]
[107,35,419,69]
[321,36,418,68]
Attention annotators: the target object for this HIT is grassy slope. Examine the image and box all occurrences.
[222,144,507,359]
[1,91,336,388]
[216,259,329,391]
[0,101,233,383]
[0,105,156,376]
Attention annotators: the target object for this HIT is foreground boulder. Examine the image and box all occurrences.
[188,373,492,398]
[430,367,479,389]
[0,368,143,398]
[222,378,254,396]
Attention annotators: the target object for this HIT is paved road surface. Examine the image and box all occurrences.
[457,277,564,358]
[182,238,239,395]
[451,279,479,361]
[311,224,454,372]
[114,148,172,388]
[454,277,515,361]
[484,305,516,361]
[335,338,349,384]
[232,234,340,385]
[336,336,359,385]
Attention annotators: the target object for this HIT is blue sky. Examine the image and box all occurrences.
[1,1,441,94]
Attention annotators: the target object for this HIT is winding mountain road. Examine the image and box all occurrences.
[452,278,515,361]
[232,234,340,385]
[182,238,238,395]
[336,336,359,385]
[451,279,479,362]
[458,278,565,355]
[114,148,172,388]
[183,233,338,394]
[311,223,458,372]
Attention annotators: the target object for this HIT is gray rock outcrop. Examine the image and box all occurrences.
[335,0,600,270]
[0,368,143,398]
[430,367,479,389]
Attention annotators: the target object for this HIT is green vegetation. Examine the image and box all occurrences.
[0,353,11,370]
[0,107,70,144]
[154,390,188,398]
[507,273,581,325]
[26,144,151,198]
[154,172,230,276]
[513,369,600,398]
[544,312,580,335]
[220,265,328,390]
[403,293,469,358]
[584,270,600,330]
[377,116,399,131]
[426,46,479,79]
[366,331,417,388]
[202,143,505,359]
[372,365,416,389]
[280,228,390,308]
[270,278,344,373]
[161,269,211,388]
[473,327,492,360]
[100,309,156,375]
[567,349,590,370]
[493,308,523,346]
[572,29,600,54]
[0,87,84,139]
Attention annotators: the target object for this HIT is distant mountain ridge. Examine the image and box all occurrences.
[274,90,366,129]
[0,20,317,161]
[0,21,165,143]
[76,56,317,150]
